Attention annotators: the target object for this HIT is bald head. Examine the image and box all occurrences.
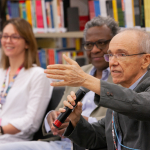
[117,29,150,54]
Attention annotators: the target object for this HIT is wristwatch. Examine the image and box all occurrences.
[0,126,4,135]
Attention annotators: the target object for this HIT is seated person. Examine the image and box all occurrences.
[0,18,53,144]
[47,28,150,150]
[0,16,119,150]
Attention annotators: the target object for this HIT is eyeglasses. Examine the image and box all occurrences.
[83,39,111,51]
[104,52,146,62]
[0,34,23,43]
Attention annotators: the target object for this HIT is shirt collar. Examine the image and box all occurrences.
[89,66,110,81]
[129,71,148,90]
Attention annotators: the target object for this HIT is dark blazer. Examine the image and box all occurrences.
[64,70,150,150]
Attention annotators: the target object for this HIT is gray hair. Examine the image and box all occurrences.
[83,16,120,40]
[120,28,150,54]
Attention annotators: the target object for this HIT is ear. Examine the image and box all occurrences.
[141,54,150,69]
[25,43,29,50]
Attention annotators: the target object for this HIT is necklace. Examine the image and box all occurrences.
[0,66,23,109]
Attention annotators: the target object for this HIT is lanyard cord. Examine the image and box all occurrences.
[0,66,23,104]
[112,111,140,150]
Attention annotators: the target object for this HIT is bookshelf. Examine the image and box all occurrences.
[1,0,149,68]
[35,31,84,38]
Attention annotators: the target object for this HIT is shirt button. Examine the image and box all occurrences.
[107,92,110,95]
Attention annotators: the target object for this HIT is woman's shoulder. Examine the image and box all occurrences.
[26,66,45,77]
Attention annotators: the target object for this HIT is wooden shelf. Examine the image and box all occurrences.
[34,31,84,38]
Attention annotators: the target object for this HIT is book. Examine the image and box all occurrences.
[45,1,51,32]
[62,0,70,28]
[106,0,114,18]
[50,1,55,31]
[117,0,125,27]
[7,0,12,19]
[11,1,19,18]
[94,0,101,17]
[134,0,141,26]
[88,0,95,20]
[124,0,134,27]
[48,49,55,65]
[26,0,32,25]
[112,0,118,22]
[70,0,89,31]
[31,0,37,33]
[35,0,44,32]
[67,7,80,31]
[19,0,27,20]
[99,0,107,17]
[41,0,48,33]
[38,49,47,69]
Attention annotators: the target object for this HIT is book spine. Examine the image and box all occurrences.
[31,0,37,33]
[11,2,20,18]
[124,0,134,27]
[112,0,118,22]
[134,0,141,26]
[41,0,48,33]
[94,0,101,17]
[99,0,107,17]
[50,1,55,30]
[7,0,12,19]
[26,0,32,25]
[35,0,44,32]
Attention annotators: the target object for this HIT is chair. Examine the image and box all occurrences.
[33,86,65,140]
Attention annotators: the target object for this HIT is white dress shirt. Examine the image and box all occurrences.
[0,66,53,143]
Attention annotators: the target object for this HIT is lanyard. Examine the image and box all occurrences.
[112,111,140,150]
[0,66,23,107]
[112,111,118,150]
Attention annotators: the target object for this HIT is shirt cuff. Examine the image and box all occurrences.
[88,117,97,124]
[44,110,53,133]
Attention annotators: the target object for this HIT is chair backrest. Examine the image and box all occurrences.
[33,86,65,140]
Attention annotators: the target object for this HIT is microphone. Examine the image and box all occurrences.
[53,87,90,128]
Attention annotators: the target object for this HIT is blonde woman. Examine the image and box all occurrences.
[0,18,53,143]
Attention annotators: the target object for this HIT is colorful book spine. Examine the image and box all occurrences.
[7,0,12,19]
[99,0,107,17]
[48,49,55,65]
[26,0,32,25]
[38,49,47,69]
[112,0,118,22]
[35,0,44,32]
[124,0,134,27]
[41,0,48,33]
[94,0,101,17]
[117,0,125,27]
[50,1,55,30]
[11,2,20,18]
[31,0,37,33]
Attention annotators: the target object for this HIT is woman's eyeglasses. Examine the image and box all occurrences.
[0,34,23,43]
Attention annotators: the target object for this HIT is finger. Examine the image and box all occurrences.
[52,111,58,120]
[76,102,83,110]
[59,122,69,129]
[50,81,69,87]
[63,100,74,109]
[46,74,65,80]
[63,54,78,66]
[67,95,76,106]
[57,128,66,137]
[64,117,70,122]
[46,64,71,70]
[59,108,66,113]
[45,69,66,75]
[70,91,76,100]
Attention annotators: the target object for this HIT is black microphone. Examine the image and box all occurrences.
[53,87,90,128]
